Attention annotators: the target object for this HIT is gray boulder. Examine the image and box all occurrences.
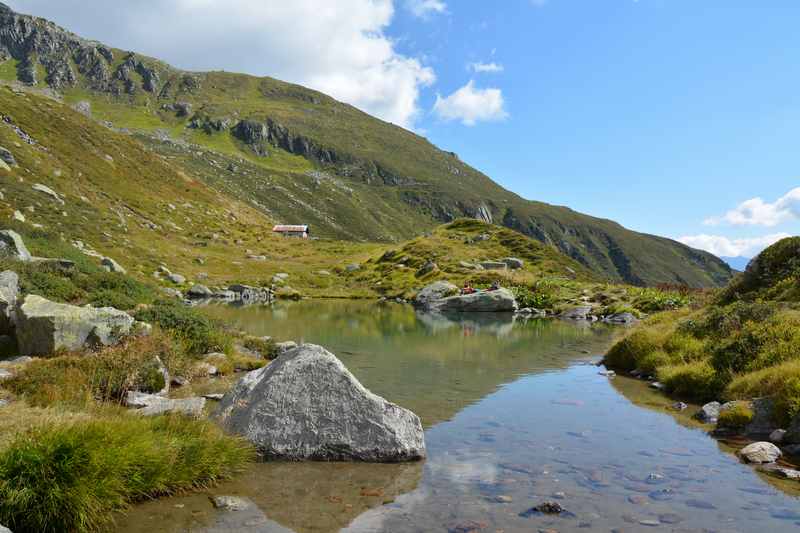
[15,295,135,356]
[427,288,518,313]
[770,429,787,444]
[214,344,425,462]
[187,284,214,299]
[413,281,458,308]
[0,146,16,166]
[738,441,781,464]
[695,401,721,424]
[0,230,32,262]
[502,257,524,269]
[101,256,126,274]
[561,306,593,320]
[784,413,800,444]
[745,397,777,437]
[604,312,638,324]
[415,261,438,277]
[480,261,507,270]
[167,273,186,284]
[126,391,205,417]
[32,183,65,205]
[0,270,18,334]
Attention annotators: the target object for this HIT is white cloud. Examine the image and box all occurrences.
[8,0,434,129]
[704,187,800,227]
[677,233,792,258]
[470,61,504,73]
[433,80,508,126]
[405,0,446,17]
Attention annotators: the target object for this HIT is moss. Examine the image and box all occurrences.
[0,413,253,533]
[717,402,754,431]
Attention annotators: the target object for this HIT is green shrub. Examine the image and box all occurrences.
[242,336,278,360]
[0,414,253,533]
[88,289,137,310]
[658,360,722,402]
[510,285,557,310]
[726,360,800,427]
[134,300,231,355]
[604,329,665,371]
[663,333,706,363]
[710,311,800,374]
[637,349,671,375]
[717,402,754,431]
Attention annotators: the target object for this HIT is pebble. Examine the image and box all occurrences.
[685,499,716,510]
[493,495,513,503]
[658,513,683,524]
[639,519,660,526]
[628,495,648,505]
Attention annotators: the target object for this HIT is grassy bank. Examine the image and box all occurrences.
[604,237,800,426]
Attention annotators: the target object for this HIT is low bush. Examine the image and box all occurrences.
[6,334,185,409]
[0,413,253,533]
[726,360,800,427]
[242,336,278,360]
[717,402,754,431]
[658,360,722,403]
[604,328,667,371]
[134,300,231,355]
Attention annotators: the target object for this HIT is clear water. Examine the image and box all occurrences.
[118,300,800,533]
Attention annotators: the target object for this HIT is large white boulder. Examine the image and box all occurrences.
[214,344,426,462]
[738,441,781,464]
[15,295,135,355]
[426,288,517,313]
[413,281,458,308]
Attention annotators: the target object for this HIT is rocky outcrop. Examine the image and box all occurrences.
[502,257,524,269]
[100,256,126,274]
[214,344,425,462]
[0,270,17,334]
[15,294,135,355]
[426,288,517,313]
[413,281,458,308]
[187,284,213,299]
[0,230,31,261]
[126,391,205,417]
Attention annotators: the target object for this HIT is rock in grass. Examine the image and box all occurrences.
[167,273,186,284]
[187,284,214,299]
[126,391,205,417]
[211,495,251,511]
[0,270,18,335]
[738,441,781,464]
[0,146,16,166]
[0,230,32,262]
[14,295,135,356]
[32,183,65,204]
[214,344,425,462]
[695,401,721,423]
[502,257,524,269]
[101,256,126,274]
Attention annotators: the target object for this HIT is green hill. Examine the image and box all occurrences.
[0,2,731,286]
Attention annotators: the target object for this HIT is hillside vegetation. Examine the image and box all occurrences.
[604,237,800,425]
[0,2,732,287]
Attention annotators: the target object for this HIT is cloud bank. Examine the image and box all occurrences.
[678,232,792,258]
[433,80,508,126]
[705,187,800,227]
[8,0,435,129]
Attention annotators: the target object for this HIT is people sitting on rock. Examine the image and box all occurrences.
[461,282,476,295]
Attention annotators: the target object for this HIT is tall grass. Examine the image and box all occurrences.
[0,413,253,532]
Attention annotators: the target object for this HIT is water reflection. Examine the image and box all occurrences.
[117,300,800,533]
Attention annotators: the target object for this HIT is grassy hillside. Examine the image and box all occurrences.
[0,3,732,287]
[604,237,800,426]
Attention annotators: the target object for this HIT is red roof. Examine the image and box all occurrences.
[272,225,309,232]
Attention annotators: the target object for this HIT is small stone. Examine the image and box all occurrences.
[493,495,512,503]
[639,519,660,526]
[671,402,688,411]
[203,393,224,401]
[211,495,252,511]
[649,382,665,390]
[738,441,781,464]
[658,513,683,524]
[695,401,721,423]
[770,429,787,444]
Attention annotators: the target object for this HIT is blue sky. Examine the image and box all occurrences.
[9,0,800,258]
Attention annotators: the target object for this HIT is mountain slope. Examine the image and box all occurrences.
[0,2,732,287]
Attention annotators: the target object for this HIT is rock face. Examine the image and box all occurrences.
[738,441,781,464]
[15,295,134,355]
[0,230,32,261]
[214,344,425,462]
[425,288,518,313]
[0,270,18,334]
[413,281,458,308]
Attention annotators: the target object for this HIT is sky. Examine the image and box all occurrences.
[7,0,800,259]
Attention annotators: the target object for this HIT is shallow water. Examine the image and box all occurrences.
[119,300,800,533]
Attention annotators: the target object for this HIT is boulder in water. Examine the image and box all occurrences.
[214,344,425,462]
[426,288,518,313]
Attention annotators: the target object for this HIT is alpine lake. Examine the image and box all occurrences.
[118,300,800,533]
